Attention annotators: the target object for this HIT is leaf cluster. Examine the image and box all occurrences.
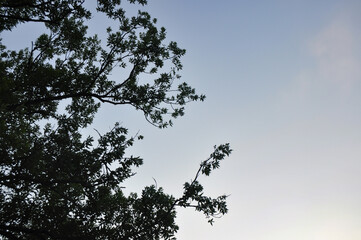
[0,1,231,239]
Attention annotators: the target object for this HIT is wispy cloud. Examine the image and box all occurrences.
[280,14,361,107]
[308,16,361,90]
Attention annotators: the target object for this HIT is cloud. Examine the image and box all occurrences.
[274,13,361,128]
[308,16,361,90]
[279,14,361,107]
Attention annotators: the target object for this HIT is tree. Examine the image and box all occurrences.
[0,1,232,239]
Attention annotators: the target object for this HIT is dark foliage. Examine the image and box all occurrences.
[0,1,232,239]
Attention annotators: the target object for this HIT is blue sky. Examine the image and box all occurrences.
[3,1,361,239]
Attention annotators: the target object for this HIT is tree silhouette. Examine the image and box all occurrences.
[0,1,231,239]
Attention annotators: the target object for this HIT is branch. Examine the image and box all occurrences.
[0,14,54,24]
[0,1,51,8]
[104,63,139,96]
[6,91,131,111]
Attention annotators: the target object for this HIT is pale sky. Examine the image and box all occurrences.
[3,1,361,239]
[122,1,361,239]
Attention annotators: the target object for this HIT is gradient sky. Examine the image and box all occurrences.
[3,1,361,239]
[124,1,361,239]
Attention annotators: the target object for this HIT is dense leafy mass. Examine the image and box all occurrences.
[0,1,232,239]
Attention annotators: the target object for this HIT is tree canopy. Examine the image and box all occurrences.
[0,1,232,239]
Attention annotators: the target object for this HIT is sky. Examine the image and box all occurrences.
[124,1,361,239]
[3,0,361,239]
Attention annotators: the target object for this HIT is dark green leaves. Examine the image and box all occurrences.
[0,1,232,239]
[176,144,232,225]
[202,143,232,176]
